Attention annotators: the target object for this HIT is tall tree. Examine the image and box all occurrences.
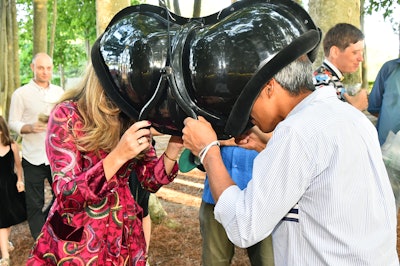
[33,0,48,54]
[48,0,57,58]
[95,0,130,35]
[0,0,19,117]
[192,0,202,17]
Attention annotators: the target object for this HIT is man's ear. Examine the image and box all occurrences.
[330,46,340,58]
[264,79,276,97]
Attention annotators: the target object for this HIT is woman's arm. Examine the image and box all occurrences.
[11,142,25,192]
[162,135,183,175]
[46,103,115,212]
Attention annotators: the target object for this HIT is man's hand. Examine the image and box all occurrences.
[235,126,272,152]
[343,88,368,111]
[22,122,47,134]
[182,116,217,156]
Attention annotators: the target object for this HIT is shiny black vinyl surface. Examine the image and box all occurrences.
[93,0,320,138]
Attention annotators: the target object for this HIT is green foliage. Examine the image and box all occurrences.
[16,0,148,86]
[364,0,400,34]
[17,0,34,85]
[49,0,96,80]
[365,0,399,18]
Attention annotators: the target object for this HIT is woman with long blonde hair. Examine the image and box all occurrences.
[26,64,183,265]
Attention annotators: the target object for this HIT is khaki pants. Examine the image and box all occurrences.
[199,201,274,266]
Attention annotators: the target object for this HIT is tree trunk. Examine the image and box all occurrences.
[308,0,363,84]
[33,0,48,54]
[95,0,130,36]
[360,0,368,89]
[398,23,400,57]
[49,0,57,58]
[172,0,181,16]
[11,0,19,91]
[0,0,19,118]
[0,0,7,116]
[192,0,202,18]
[148,193,168,223]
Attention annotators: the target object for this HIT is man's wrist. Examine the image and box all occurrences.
[25,124,33,133]
[199,140,220,164]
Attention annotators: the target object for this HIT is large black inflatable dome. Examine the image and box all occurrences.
[91,0,321,138]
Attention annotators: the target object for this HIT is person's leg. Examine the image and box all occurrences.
[42,164,54,218]
[0,228,9,260]
[246,235,274,266]
[129,171,151,264]
[199,201,234,266]
[142,214,151,252]
[5,228,12,252]
[22,159,47,240]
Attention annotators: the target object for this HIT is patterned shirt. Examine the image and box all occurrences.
[214,88,398,265]
[27,101,178,266]
[313,59,345,101]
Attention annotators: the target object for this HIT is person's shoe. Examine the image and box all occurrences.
[0,257,10,266]
[8,241,14,252]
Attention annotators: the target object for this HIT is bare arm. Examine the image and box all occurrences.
[182,117,235,202]
[11,142,25,192]
[163,135,184,174]
[202,145,235,202]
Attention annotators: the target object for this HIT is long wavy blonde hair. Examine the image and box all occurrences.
[59,63,132,154]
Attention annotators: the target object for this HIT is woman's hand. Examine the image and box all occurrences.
[103,120,152,180]
[16,181,25,192]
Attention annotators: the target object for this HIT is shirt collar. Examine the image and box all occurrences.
[29,79,50,90]
[323,59,344,81]
[289,86,337,117]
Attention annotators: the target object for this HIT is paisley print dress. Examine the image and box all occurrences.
[26,101,178,266]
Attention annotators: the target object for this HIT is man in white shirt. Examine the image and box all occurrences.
[8,53,64,240]
[182,55,398,265]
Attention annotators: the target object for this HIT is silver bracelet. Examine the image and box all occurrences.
[198,140,220,164]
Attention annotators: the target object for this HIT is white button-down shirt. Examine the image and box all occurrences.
[215,88,399,265]
[9,79,64,165]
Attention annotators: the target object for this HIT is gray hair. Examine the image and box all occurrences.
[273,55,315,96]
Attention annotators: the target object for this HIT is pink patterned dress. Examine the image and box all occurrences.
[26,101,178,266]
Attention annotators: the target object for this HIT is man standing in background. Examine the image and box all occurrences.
[8,53,64,240]
[313,23,368,111]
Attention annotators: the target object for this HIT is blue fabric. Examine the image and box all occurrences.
[202,146,258,204]
[368,58,400,145]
